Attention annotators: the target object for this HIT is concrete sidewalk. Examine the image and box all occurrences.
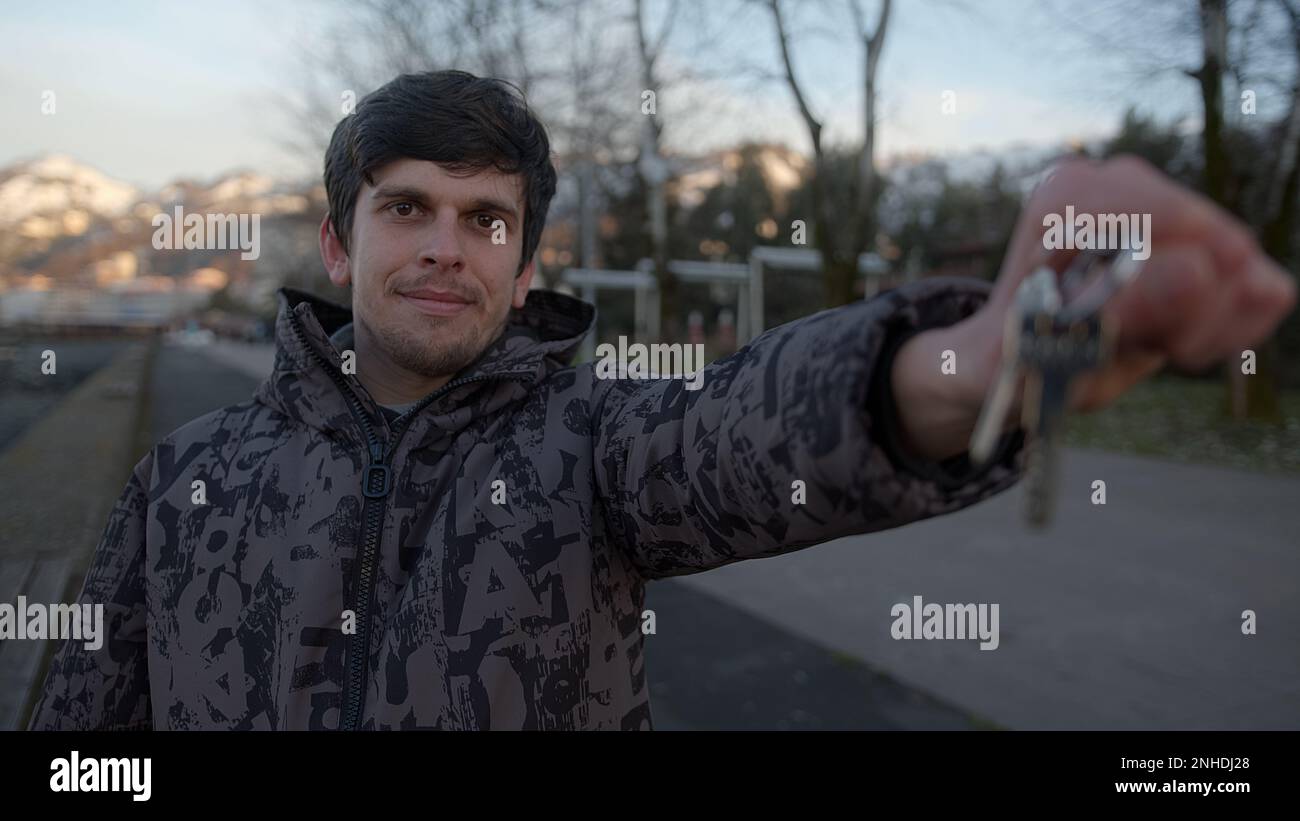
[669,447,1300,729]
[144,341,263,448]
[0,341,152,729]
[195,339,275,382]
[644,577,989,730]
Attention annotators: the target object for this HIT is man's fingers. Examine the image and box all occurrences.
[1107,242,1297,371]
[993,154,1267,313]
[1220,261,1296,356]
[1108,243,1215,366]
[1245,254,1299,320]
[988,153,1299,418]
[1034,155,1257,274]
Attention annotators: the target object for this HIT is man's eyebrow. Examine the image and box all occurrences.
[469,197,520,222]
[369,187,518,222]
[370,185,430,204]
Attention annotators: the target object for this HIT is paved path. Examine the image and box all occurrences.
[644,578,986,730]
[0,341,151,729]
[194,339,275,383]
[670,448,1300,729]
[145,341,262,448]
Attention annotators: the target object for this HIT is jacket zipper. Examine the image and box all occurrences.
[288,310,524,730]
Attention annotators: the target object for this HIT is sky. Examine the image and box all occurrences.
[0,0,1276,190]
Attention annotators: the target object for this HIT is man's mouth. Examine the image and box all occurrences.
[397,288,475,317]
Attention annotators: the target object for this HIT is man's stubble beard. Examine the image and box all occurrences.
[368,308,510,380]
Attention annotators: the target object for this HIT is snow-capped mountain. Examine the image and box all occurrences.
[0,155,317,235]
[0,155,140,235]
[0,155,326,311]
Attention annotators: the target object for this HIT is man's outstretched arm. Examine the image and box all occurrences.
[594,155,1296,581]
[591,275,1026,581]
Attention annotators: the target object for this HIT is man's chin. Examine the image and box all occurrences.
[365,303,509,381]
[379,316,490,374]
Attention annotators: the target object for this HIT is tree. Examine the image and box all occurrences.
[1049,0,1300,410]
[681,144,782,262]
[1103,107,1194,180]
[766,0,892,307]
[634,0,680,337]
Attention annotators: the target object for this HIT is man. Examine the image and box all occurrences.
[28,71,1296,730]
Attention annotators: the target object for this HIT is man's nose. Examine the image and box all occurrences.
[417,209,466,272]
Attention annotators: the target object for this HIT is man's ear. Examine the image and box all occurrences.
[512,258,536,309]
[319,216,351,287]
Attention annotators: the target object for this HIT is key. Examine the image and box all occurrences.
[1058,247,1142,322]
[969,265,1061,465]
[969,304,1025,465]
[969,249,1133,528]
[1019,309,1111,528]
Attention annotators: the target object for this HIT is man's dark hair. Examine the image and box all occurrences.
[324,70,557,275]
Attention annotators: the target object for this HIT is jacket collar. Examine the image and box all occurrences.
[254,286,595,447]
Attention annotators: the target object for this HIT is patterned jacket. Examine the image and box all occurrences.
[29,277,1025,730]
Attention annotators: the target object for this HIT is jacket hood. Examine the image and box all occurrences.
[253,285,595,448]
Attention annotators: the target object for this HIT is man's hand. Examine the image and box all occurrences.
[892,154,1298,463]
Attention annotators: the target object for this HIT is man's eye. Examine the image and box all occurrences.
[390,202,419,217]
[475,214,498,230]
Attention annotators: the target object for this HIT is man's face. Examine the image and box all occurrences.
[320,158,534,380]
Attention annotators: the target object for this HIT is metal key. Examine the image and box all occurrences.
[970,249,1132,529]
[969,265,1061,465]
[1019,309,1110,527]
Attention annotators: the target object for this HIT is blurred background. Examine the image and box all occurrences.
[1,0,1298,730]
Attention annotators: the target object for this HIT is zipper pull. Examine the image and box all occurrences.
[363,441,392,498]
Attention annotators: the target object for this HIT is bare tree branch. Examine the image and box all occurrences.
[769,0,823,148]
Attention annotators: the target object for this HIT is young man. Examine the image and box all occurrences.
[28,71,1296,730]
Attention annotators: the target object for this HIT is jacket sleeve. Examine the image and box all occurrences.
[27,451,154,730]
[592,276,1027,581]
